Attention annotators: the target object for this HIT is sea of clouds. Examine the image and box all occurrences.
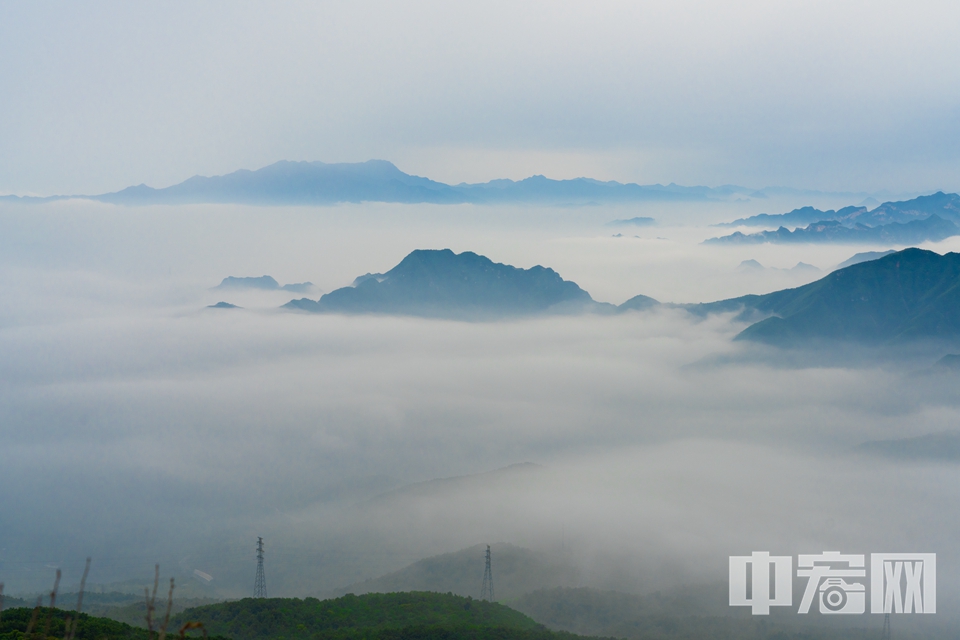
[2,199,960,627]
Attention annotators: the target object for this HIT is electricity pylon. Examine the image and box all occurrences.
[480,545,494,601]
[254,537,267,598]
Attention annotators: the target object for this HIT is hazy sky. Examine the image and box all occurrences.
[3,1,960,195]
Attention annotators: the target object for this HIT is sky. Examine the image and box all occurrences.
[2,1,960,195]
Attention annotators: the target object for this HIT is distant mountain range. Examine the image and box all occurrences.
[686,248,960,345]
[284,249,617,319]
[721,191,960,228]
[0,159,903,206]
[717,204,870,228]
[214,275,317,293]
[707,192,960,245]
[835,250,896,269]
[736,259,820,274]
[0,160,742,205]
[332,542,580,601]
[705,214,959,245]
[606,216,656,227]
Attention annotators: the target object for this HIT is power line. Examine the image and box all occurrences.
[480,545,493,602]
[253,538,266,599]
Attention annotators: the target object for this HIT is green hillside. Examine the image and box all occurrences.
[334,544,580,601]
[0,606,223,640]
[171,592,544,640]
[22,591,223,630]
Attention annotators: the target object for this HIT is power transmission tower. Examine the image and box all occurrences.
[254,537,267,598]
[480,545,494,601]
[880,613,891,640]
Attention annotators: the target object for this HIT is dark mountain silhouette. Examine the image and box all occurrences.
[850,191,960,226]
[719,192,960,231]
[719,205,867,228]
[216,275,281,289]
[284,249,609,319]
[617,294,660,312]
[704,215,959,245]
[685,249,960,344]
[835,250,896,270]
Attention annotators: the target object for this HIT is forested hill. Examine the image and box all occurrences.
[0,606,226,640]
[171,592,559,640]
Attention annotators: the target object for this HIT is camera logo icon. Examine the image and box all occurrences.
[819,578,865,614]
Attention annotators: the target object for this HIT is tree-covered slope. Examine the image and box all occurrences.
[171,592,541,640]
[0,606,223,640]
[285,249,601,319]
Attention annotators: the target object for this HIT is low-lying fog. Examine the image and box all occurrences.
[2,198,960,619]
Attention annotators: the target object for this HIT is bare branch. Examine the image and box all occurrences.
[42,569,62,640]
[158,578,175,640]
[146,563,160,639]
[25,596,42,637]
[178,621,207,640]
[66,557,91,640]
